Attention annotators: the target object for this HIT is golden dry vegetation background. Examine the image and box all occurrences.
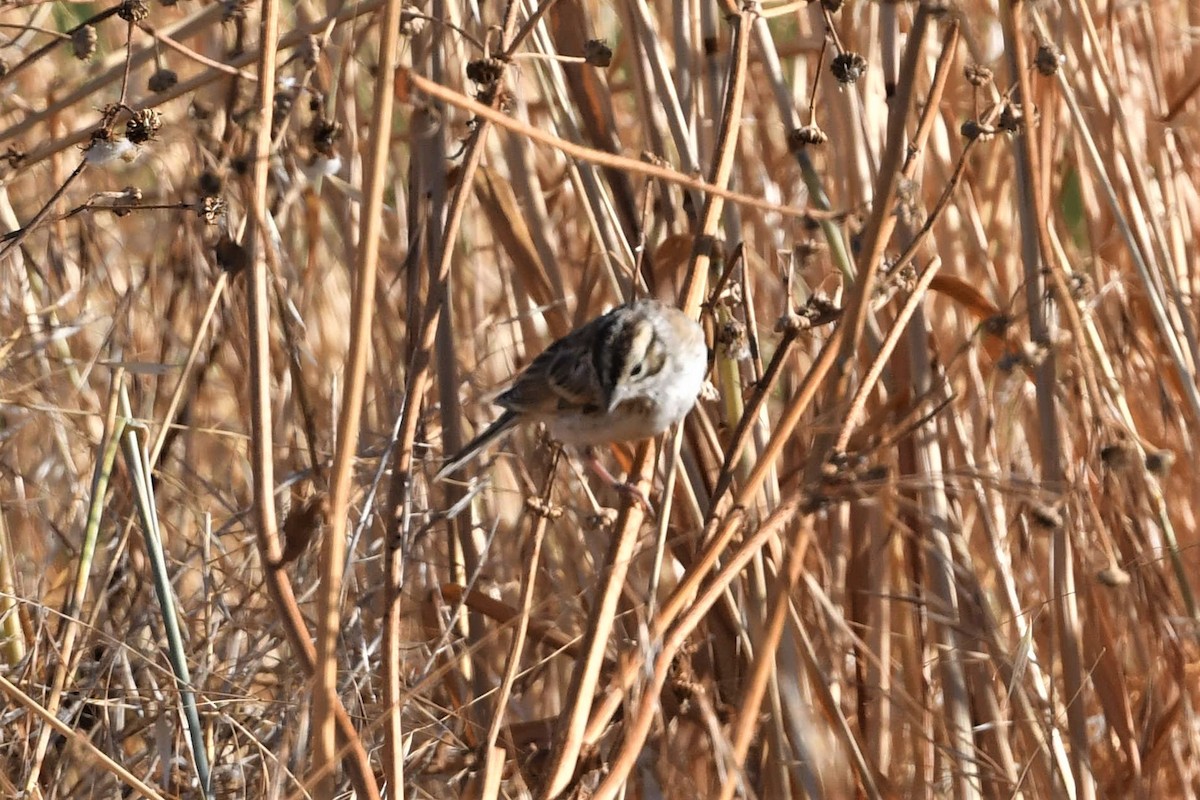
[2,0,1200,797]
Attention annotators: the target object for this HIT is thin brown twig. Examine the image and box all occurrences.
[591,494,807,800]
[137,22,258,80]
[578,325,841,749]
[0,158,87,262]
[397,67,837,223]
[2,0,383,164]
[240,0,380,794]
[819,3,934,461]
[1002,6,1093,798]
[480,453,559,795]
[0,6,122,86]
[117,18,136,106]
[717,513,821,800]
[833,19,960,453]
[310,0,406,790]
[0,673,168,800]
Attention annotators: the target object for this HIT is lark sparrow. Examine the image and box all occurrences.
[435,298,708,481]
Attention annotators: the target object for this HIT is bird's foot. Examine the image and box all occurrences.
[583,447,656,518]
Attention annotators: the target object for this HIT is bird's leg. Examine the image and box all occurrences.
[582,446,656,517]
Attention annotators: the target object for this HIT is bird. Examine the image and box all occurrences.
[434,298,709,488]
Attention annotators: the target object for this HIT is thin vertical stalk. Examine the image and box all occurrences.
[117,384,213,798]
[819,5,932,434]
[678,4,756,319]
[242,0,379,794]
[717,517,832,800]
[0,511,20,666]
[588,497,806,800]
[538,440,655,799]
[479,454,558,793]
[313,0,406,793]
[1002,3,1095,797]
[23,368,125,794]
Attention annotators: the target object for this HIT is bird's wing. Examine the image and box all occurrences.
[497,336,602,415]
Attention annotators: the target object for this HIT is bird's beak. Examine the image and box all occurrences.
[605,385,624,414]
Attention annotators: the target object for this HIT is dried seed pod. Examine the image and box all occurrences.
[960,119,995,141]
[1099,442,1134,470]
[1035,43,1065,76]
[148,68,178,93]
[198,196,227,225]
[215,235,249,274]
[584,39,612,68]
[717,318,750,361]
[309,116,342,158]
[1144,449,1175,476]
[788,125,828,150]
[1028,504,1063,530]
[466,58,504,86]
[965,63,993,86]
[72,25,98,60]
[399,4,426,36]
[831,52,868,84]
[125,109,162,145]
[998,103,1030,132]
[197,170,223,195]
[117,0,150,22]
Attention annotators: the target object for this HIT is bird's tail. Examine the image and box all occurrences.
[433,410,520,480]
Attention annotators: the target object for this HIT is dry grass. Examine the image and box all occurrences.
[2,0,1200,797]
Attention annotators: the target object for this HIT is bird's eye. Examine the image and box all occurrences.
[629,362,644,378]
